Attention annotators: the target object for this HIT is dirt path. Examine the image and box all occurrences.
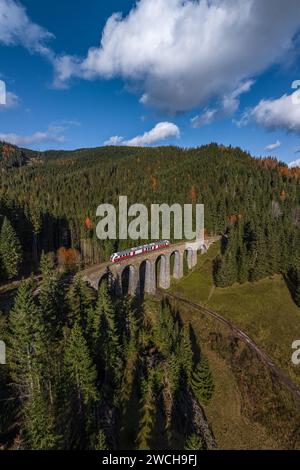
[207,285,215,302]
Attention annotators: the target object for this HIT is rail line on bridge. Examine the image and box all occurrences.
[82,237,220,295]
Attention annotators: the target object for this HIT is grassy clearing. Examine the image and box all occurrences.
[169,243,300,388]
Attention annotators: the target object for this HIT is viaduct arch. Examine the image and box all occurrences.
[82,238,219,296]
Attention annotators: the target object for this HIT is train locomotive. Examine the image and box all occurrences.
[110,240,170,263]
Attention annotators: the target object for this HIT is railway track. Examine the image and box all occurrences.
[161,291,300,404]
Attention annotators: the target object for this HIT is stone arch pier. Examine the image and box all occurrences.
[82,238,218,296]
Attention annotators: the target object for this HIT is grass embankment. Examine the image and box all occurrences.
[145,297,280,449]
[170,242,300,389]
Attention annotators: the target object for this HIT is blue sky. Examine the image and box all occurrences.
[1,0,300,166]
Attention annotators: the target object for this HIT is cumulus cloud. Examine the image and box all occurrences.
[0,125,66,146]
[265,140,281,151]
[191,80,254,127]
[104,122,180,147]
[54,0,300,112]
[289,158,300,168]
[104,135,124,146]
[0,0,54,57]
[249,91,300,133]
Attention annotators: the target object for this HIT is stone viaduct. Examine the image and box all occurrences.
[82,237,219,296]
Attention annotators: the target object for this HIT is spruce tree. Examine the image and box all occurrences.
[185,434,204,450]
[24,387,59,450]
[63,322,98,447]
[191,355,214,406]
[8,280,44,395]
[237,245,249,284]
[97,280,121,377]
[248,224,268,281]
[0,217,22,280]
[214,250,237,287]
[67,275,95,329]
[95,430,108,450]
[180,324,193,382]
[120,306,138,405]
[64,322,98,407]
[39,272,65,339]
[8,279,59,449]
[136,373,155,450]
[38,256,65,414]
[40,251,55,278]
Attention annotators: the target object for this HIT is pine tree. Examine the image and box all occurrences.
[40,251,56,278]
[248,224,268,281]
[38,256,65,415]
[180,324,193,382]
[67,275,95,329]
[214,250,237,287]
[136,373,155,450]
[95,430,108,450]
[120,306,138,405]
[155,304,178,356]
[63,322,98,447]
[24,387,59,450]
[8,280,44,394]
[0,217,22,279]
[237,245,249,284]
[185,434,203,450]
[64,322,98,407]
[8,279,59,449]
[191,355,214,406]
[27,204,42,268]
[97,280,121,376]
[39,272,65,339]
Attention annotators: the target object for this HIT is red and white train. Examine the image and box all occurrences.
[110,240,170,263]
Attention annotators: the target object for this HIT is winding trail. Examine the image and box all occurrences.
[162,291,300,404]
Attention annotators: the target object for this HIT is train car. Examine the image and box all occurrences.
[110,240,170,263]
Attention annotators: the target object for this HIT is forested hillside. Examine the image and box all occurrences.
[1,141,300,450]
[0,141,299,296]
[0,254,215,450]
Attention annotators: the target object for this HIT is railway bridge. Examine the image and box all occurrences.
[82,237,219,296]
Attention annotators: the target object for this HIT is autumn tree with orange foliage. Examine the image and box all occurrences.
[57,247,80,272]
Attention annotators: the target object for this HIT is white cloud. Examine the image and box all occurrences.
[0,91,20,110]
[289,158,300,168]
[191,79,254,127]
[222,80,255,115]
[250,91,300,133]
[191,109,218,128]
[265,140,281,151]
[0,0,54,57]
[0,126,66,146]
[104,122,180,147]
[5,91,20,108]
[104,135,124,146]
[0,79,5,104]
[54,0,300,112]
